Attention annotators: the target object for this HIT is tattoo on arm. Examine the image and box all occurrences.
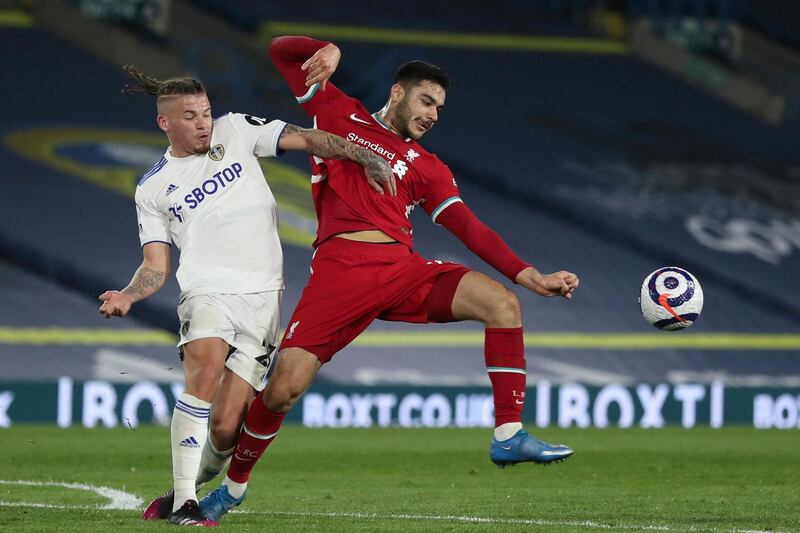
[284,125,390,180]
[279,123,302,140]
[351,148,391,181]
[122,266,165,299]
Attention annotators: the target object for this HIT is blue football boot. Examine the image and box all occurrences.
[199,485,246,522]
[490,429,573,467]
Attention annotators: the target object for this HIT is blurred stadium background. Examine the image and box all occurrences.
[1,0,799,432]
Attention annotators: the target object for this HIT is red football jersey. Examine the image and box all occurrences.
[271,37,461,249]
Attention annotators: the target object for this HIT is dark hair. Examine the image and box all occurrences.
[393,60,450,90]
[121,65,205,101]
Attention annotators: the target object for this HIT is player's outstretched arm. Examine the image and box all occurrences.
[515,267,579,299]
[278,124,396,195]
[436,202,579,298]
[98,242,170,318]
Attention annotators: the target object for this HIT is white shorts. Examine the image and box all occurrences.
[177,290,282,391]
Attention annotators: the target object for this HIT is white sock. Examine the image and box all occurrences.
[171,393,211,512]
[494,422,523,441]
[195,434,233,489]
[222,476,248,500]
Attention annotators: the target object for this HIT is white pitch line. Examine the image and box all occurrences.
[0,480,142,510]
[230,509,796,533]
[232,509,667,530]
[0,501,78,510]
[0,494,794,533]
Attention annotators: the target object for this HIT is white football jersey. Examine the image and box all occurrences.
[135,112,287,297]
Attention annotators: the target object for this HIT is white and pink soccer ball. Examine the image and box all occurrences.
[639,267,704,330]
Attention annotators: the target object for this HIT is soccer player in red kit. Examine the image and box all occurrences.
[199,36,580,521]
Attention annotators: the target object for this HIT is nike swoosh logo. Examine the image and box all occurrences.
[349,113,371,125]
[499,445,512,451]
[658,293,686,322]
[540,449,572,456]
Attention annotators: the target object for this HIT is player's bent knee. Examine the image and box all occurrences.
[261,347,320,412]
[501,288,521,318]
[263,373,310,412]
[487,287,521,327]
[262,384,301,413]
[193,364,224,386]
[262,373,312,412]
[183,369,225,401]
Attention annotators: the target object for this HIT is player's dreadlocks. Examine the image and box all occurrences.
[121,65,205,102]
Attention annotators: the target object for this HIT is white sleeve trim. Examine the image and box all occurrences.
[254,119,287,158]
[296,83,319,103]
[431,196,463,224]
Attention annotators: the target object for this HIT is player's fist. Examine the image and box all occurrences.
[98,290,134,318]
[516,267,579,299]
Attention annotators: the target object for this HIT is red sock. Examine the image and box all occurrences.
[226,392,286,483]
[485,327,526,427]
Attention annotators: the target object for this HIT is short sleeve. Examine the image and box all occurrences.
[225,113,287,158]
[421,160,463,224]
[135,188,170,247]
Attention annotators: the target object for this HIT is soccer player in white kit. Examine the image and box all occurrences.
[98,66,394,527]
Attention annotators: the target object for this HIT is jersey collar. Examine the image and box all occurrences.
[371,112,411,143]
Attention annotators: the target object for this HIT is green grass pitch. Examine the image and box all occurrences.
[0,425,798,532]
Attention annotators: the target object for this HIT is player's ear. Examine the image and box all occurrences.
[156,114,169,133]
[390,83,405,104]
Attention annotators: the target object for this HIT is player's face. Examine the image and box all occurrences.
[395,81,445,140]
[158,93,212,157]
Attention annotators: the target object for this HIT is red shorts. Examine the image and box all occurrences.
[281,238,470,363]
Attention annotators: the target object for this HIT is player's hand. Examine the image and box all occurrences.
[365,171,397,196]
[301,43,341,90]
[98,290,134,318]
[515,267,579,299]
[354,148,396,196]
[365,160,396,196]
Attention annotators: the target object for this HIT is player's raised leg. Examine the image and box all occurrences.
[450,271,573,466]
[200,347,321,521]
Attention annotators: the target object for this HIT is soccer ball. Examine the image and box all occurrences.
[639,267,703,330]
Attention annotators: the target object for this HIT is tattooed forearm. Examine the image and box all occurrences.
[284,126,393,182]
[122,266,165,300]
[289,126,358,160]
